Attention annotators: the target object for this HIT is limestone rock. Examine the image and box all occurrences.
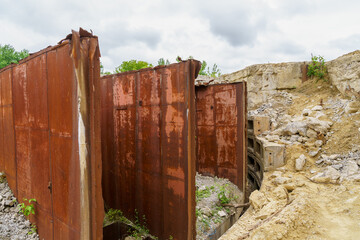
[290,135,299,142]
[283,183,296,191]
[214,62,303,108]
[273,176,291,185]
[273,186,288,200]
[329,154,340,160]
[306,128,317,139]
[345,101,360,114]
[309,149,320,157]
[306,117,332,134]
[283,121,307,136]
[327,50,360,99]
[332,164,343,170]
[315,140,323,147]
[249,190,268,210]
[295,154,306,171]
[256,201,282,220]
[266,135,280,142]
[311,166,340,183]
[302,109,312,116]
[312,105,323,111]
[349,174,360,182]
[218,210,227,217]
[342,160,359,176]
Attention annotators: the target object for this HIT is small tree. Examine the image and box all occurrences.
[0,44,29,69]
[114,60,153,73]
[198,60,221,77]
[157,58,170,66]
[307,54,327,81]
[176,56,221,77]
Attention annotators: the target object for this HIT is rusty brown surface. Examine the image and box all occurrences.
[196,82,247,193]
[301,63,308,83]
[0,67,17,192]
[0,28,104,240]
[101,60,200,240]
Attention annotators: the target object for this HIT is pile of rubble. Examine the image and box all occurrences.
[221,77,360,239]
[196,173,244,240]
[311,152,360,183]
[0,173,39,240]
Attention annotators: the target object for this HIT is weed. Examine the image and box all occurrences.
[103,208,158,239]
[28,224,37,235]
[19,198,36,219]
[307,54,328,81]
[0,173,6,183]
[129,209,153,239]
[218,185,231,204]
[196,186,214,202]
[196,208,202,217]
[201,217,210,230]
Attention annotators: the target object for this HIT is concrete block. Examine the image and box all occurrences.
[257,137,285,171]
[248,115,271,136]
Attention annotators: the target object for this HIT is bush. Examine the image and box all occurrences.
[307,54,327,81]
[114,60,153,73]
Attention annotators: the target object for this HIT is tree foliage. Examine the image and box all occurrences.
[114,60,153,73]
[157,58,170,66]
[198,60,221,77]
[105,56,222,77]
[0,44,29,69]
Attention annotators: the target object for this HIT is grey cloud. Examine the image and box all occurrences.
[330,34,360,52]
[98,26,161,54]
[209,13,265,47]
[196,1,270,47]
[271,41,305,55]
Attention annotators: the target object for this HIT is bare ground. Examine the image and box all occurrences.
[220,78,360,240]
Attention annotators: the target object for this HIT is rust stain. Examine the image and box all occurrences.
[101,60,200,240]
[196,82,247,193]
[0,28,103,240]
[167,179,185,198]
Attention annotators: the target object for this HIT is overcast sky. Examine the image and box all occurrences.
[1,0,360,74]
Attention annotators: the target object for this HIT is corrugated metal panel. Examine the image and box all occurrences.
[196,82,247,193]
[0,28,104,240]
[101,60,200,240]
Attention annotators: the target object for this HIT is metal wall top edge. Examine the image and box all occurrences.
[195,81,247,88]
[0,28,98,74]
[100,60,201,79]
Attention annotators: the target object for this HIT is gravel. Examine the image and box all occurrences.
[0,173,39,240]
[195,173,244,240]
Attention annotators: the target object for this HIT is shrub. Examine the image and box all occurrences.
[114,60,153,73]
[307,54,327,81]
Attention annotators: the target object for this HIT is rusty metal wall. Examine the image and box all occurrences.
[101,60,200,240]
[0,28,104,240]
[195,82,247,193]
[0,67,16,193]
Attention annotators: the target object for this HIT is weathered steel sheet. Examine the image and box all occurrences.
[196,82,247,193]
[0,67,17,194]
[101,60,200,240]
[0,28,104,239]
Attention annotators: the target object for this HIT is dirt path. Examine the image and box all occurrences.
[313,183,360,240]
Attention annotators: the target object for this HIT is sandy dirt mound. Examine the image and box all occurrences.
[220,78,360,240]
